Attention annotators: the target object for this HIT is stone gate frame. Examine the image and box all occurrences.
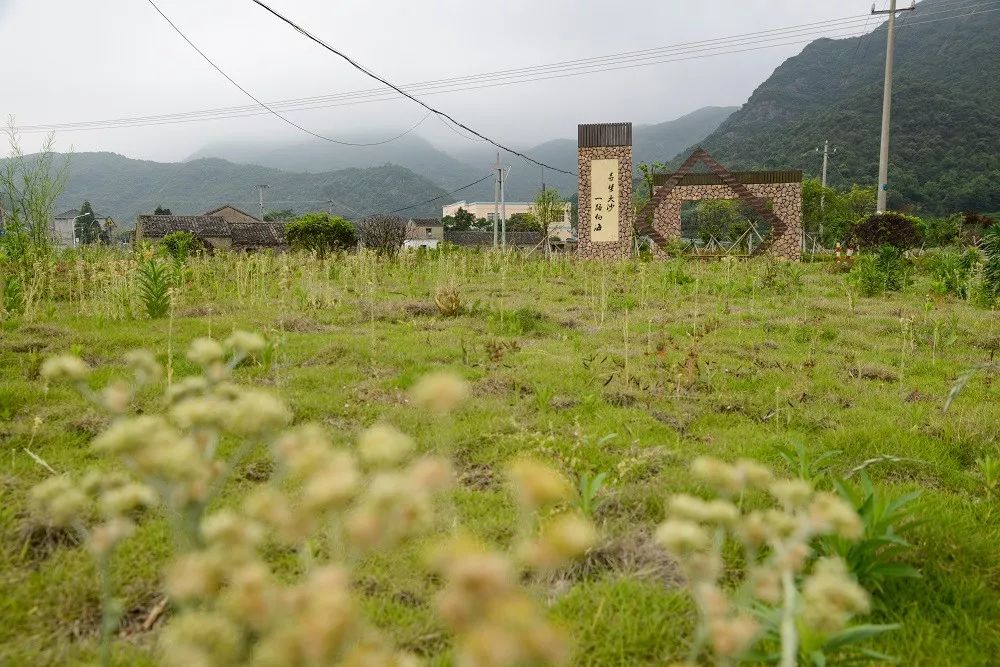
[651,170,803,260]
[576,123,803,261]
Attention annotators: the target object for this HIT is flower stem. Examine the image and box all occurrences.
[780,567,797,667]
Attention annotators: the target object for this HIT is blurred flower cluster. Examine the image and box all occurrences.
[656,456,871,666]
[32,334,594,667]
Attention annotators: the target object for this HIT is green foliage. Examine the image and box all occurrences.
[848,245,911,296]
[159,231,202,262]
[576,472,607,518]
[977,224,1000,304]
[285,213,356,257]
[442,207,481,231]
[153,205,171,215]
[924,247,979,298]
[74,201,102,245]
[821,473,921,598]
[136,257,170,319]
[775,441,841,483]
[263,208,294,222]
[507,212,539,232]
[687,4,1000,215]
[849,212,923,250]
[1,274,24,316]
[919,214,962,248]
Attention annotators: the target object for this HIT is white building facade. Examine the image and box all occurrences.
[442,201,574,241]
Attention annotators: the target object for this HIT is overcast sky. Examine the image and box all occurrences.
[1,0,883,162]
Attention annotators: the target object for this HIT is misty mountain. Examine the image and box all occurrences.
[187,133,476,192]
[43,152,448,224]
[684,0,1000,214]
[187,106,736,208]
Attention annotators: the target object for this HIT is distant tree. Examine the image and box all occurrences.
[533,189,567,255]
[285,212,356,257]
[356,214,407,255]
[154,205,172,215]
[264,208,295,222]
[74,200,102,245]
[443,207,478,231]
[695,200,743,244]
[507,212,540,232]
[100,217,117,245]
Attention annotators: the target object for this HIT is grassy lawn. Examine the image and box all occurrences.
[1,249,998,665]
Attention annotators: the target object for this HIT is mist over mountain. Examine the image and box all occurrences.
[43,152,448,224]
[685,0,1000,214]
[187,106,737,207]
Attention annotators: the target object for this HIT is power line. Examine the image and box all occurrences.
[247,0,576,175]
[17,0,995,135]
[382,173,495,215]
[143,0,431,148]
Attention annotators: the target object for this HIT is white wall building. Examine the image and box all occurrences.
[442,200,574,241]
[51,208,111,247]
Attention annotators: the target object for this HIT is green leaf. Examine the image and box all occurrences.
[824,624,901,651]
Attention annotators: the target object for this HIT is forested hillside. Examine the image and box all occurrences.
[686,0,1000,214]
[35,152,448,224]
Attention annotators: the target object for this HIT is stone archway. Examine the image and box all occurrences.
[576,123,803,261]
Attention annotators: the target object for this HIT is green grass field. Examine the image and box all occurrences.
[1,250,998,665]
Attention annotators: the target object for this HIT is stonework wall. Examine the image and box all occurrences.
[652,181,803,260]
[577,146,634,260]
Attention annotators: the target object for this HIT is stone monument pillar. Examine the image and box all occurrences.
[577,122,633,260]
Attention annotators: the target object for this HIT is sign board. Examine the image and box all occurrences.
[589,159,619,243]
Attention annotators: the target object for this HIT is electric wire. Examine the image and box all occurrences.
[16,0,995,134]
[380,173,495,215]
[247,0,575,175]
[144,0,432,147]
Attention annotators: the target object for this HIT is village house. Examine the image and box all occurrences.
[404,218,444,249]
[51,207,112,248]
[134,204,286,251]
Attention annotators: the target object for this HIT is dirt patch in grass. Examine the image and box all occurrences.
[301,343,352,367]
[5,339,52,353]
[71,411,110,437]
[15,514,82,564]
[177,304,221,318]
[458,463,501,491]
[544,530,681,592]
[550,395,578,410]
[242,459,275,482]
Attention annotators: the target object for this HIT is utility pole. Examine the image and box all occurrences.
[500,165,509,249]
[872,0,915,213]
[254,184,269,221]
[493,153,501,249]
[816,140,837,245]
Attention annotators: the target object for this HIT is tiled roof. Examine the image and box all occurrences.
[410,218,442,226]
[230,222,286,248]
[137,215,230,237]
[54,209,80,219]
[444,231,543,248]
[205,204,261,222]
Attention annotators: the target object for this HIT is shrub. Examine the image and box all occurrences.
[159,231,203,262]
[848,212,922,250]
[924,247,979,298]
[961,212,997,244]
[136,257,170,318]
[918,214,962,248]
[285,213,356,257]
[848,245,911,297]
[356,214,407,255]
[974,223,1000,306]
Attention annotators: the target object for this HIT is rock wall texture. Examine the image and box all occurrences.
[652,182,803,260]
[577,145,634,260]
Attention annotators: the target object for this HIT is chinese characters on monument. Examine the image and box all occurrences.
[589,158,619,243]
